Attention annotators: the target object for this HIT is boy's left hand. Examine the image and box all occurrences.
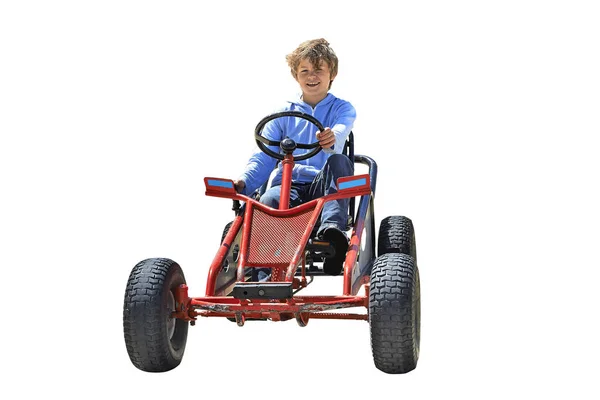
[316,127,335,150]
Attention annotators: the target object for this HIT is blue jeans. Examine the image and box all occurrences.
[256,154,354,281]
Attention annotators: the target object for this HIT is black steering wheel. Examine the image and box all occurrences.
[254,111,325,161]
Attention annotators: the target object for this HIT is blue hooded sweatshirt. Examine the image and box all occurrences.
[238,93,356,195]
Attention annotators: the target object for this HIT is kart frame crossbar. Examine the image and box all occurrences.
[172,284,369,322]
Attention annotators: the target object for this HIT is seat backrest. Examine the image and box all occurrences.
[343,131,355,164]
[344,132,355,225]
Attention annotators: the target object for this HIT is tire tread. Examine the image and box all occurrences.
[123,258,187,372]
[369,253,420,374]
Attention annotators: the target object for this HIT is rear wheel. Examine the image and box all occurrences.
[369,253,420,374]
[378,216,416,260]
[221,221,234,244]
[123,258,188,372]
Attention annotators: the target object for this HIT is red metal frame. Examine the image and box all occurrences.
[178,155,374,324]
[173,288,370,322]
[279,154,294,210]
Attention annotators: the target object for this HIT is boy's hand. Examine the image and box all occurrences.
[233,180,245,193]
[316,127,335,149]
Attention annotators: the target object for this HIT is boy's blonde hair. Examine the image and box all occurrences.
[286,38,339,88]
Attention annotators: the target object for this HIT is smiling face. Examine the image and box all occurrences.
[295,58,336,107]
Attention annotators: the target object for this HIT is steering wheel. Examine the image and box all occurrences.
[254,111,325,161]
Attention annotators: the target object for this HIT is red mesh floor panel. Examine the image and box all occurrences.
[246,206,316,265]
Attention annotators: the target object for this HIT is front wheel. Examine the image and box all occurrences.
[369,253,420,374]
[123,258,188,372]
[221,221,233,244]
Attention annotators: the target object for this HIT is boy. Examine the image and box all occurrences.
[234,38,356,277]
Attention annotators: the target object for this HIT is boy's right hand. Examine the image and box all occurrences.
[316,127,336,150]
[233,180,245,194]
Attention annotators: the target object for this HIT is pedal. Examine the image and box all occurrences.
[305,239,336,257]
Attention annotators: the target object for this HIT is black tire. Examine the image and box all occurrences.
[369,253,420,374]
[378,216,417,261]
[123,258,188,372]
[221,221,234,244]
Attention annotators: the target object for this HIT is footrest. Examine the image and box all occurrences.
[232,282,293,300]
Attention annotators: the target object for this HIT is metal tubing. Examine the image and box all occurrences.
[344,194,373,295]
[284,198,325,281]
[354,155,378,195]
[205,216,243,296]
[307,313,368,321]
[196,311,367,321]
[188,295,366,314]
[237,205,254,282]
[279,154,294,210]
[206,181,370,217]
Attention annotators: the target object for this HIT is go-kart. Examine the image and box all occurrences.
[123,111,421,374]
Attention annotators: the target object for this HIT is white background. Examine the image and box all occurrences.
[1,1,599,399]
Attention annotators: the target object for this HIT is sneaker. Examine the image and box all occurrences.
[320,227,349,275]
[256,268,271,282]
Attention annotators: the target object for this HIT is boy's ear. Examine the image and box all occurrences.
[329,73,337,87]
